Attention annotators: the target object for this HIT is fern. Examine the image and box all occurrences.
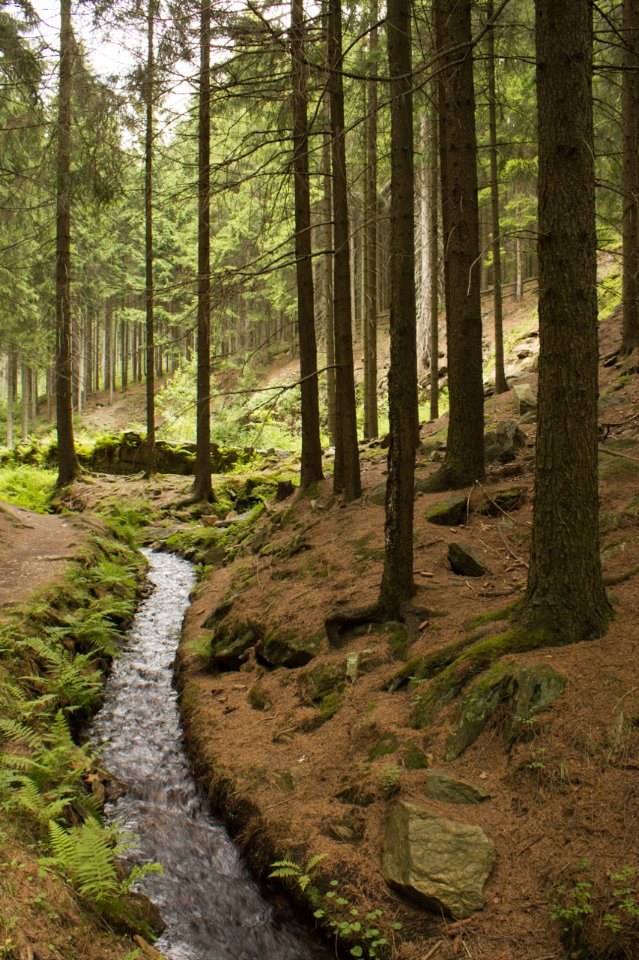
[270,854,326,892]
[44,819,163,907]
[0,715,44,750]
[46,818,120,904]
[17,637,102,712]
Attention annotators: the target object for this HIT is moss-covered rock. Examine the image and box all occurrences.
[476,486,527,516]
[300,660,347,702]
[448,542,489,577]
[445,662,566,760]
[425,495,469,526]
[368,732,400,761]
[247,686,272,711]
[402,743,429,770]
[209,619,264,672]
[255,631,320,669]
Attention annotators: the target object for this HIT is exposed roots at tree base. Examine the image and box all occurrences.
[410,623,555,729]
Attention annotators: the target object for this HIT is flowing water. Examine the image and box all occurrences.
[90,550,327,960]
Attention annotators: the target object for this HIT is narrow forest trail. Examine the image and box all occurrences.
[0,502,84,607]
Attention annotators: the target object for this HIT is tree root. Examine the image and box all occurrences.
[603,563,639,587]
[410,626,555,729]
[385,599,523,694]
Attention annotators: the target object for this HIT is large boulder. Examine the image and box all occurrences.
[383,800,496,919]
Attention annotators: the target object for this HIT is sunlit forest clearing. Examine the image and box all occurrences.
[0,0,638,959]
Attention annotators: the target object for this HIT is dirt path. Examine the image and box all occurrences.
[0,502,84,608]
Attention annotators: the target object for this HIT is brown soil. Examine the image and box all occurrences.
[171,303,639,960]
[0,502,84,608]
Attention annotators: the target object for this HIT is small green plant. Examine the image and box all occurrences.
[550,860,593,952]
[377,764,401,798]
[603,866,639,936]
[269,856,401,958]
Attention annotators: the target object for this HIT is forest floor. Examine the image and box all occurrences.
[0,502,83,607]
[165,303,639,960]
[2,258,637,960]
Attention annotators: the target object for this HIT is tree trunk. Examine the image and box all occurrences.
[378,0,418,616]
[417,113,430,371]
[6,349,13,447]
[20,358,28,440]
[121,318,128,391]
[104,302,112,401]
[428,87,439,422]
[291,0,323,489]
[515,231,524,300]
[487,0,508,394]
[194,0,213,501]
[328,0,361,500]
[364,1,379,439]
[55,0,78,485]
[521,0,609,642]
[621,0,639,354]
[145,0,156,476]
[321,85,336,444]
[31,367,37,422]
[431,0,484,489]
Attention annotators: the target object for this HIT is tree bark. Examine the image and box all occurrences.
[145,0,156,476]
[428,87,439,422]
[487,0,508,394]
[194,0,213,501]
[6,349,13,447]
[378,0,418,615]
[521,0,609,642]
[291,0,323,489]
[431,0,484,489]
[621,0,639,354]
[363,1,379,439]
[328,0,361,499]
[321,85,336,444]
[55,0,78,485]
[21,358,28,440]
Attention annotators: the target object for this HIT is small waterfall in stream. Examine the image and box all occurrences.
[90,549,327,960]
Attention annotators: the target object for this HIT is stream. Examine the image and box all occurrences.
[90,550,327,960]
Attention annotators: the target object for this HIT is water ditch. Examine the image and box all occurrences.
[90,549,328,960]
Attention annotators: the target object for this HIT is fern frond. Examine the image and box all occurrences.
[0,716,43,749]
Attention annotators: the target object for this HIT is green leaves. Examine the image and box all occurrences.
[270,854,401,958]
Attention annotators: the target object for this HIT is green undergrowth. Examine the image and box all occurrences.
[0,526,159,941]
[0,464,56,512]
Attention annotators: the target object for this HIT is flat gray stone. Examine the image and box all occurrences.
[383,800,496,919]
[424,771,491,805]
